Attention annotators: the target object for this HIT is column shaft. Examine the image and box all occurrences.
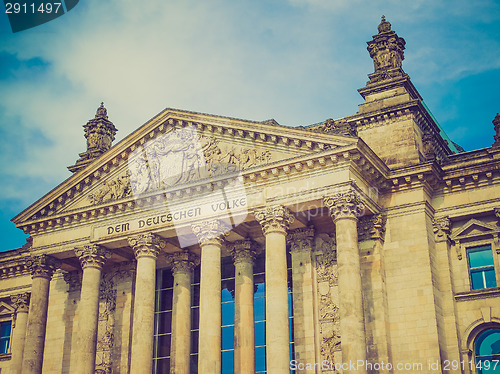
[74,267,102,374]
[130,255,157,373]
[234,259,255,374]
[168,251,199,374]
[21,255,59,374]
[336,217,366,372]
[73,245,111,374]
[255,206,294,374]
[128,233,164,374]
[265,231,290,373]
[21,276,51,374]
[9,293,29,374]
[198,241,222,373]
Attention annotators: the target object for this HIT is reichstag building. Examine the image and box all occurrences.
[0,17,499,374]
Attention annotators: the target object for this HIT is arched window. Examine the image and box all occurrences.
[475,329,500,374]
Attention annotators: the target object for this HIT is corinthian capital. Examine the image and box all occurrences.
[323,190,364,221]
[166,251,200,275]
[191,220,229,247]
[227,239,262,264]
[288,227,315,253]
[75,244,112,270]
[432,217,451,242]
[254,205,294,235]
[11,293,30,313]
[128,233,165,259]
[26,254,61,279]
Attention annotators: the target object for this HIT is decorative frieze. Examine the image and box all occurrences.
[191,219,229,246]
[74,244,112,270]
[11,293,30,313]
[165,251,200,274]
[227,239,262,264]
[128,233,166,259]
[323,190,364,221]
[26,254,61,279]
[254,205,294,235]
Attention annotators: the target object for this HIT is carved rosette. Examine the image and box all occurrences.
[433,217,451,242]
[323,190,364,222]
[254,205,294,235]
[128,233,166,259]
[166,251,200,275]
[227,239,262,265]
[11,293,30,313]
[26,254,61,279]
[191,220,229,247]
[75,244,112,270]
[358,214,386,241]
[288,227,315,253]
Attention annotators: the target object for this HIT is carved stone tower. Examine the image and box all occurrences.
[68,103,117,173]
[352,17,453,168]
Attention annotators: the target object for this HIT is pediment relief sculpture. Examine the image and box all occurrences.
[87,128,273,206]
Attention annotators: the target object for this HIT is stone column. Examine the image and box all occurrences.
[73,245,112,374]
[227,240,261,374]
[288,227,317,373]
[166,251,200,374]
[324,191,367,374]
[21,254,60,374]
[128,233,165,374]
[192,220,228,374]
[9,293,30,374]
[255,206,294,374]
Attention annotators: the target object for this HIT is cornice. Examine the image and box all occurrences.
[0,258,30,280]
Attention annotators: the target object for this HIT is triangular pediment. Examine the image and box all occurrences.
[450,219,500,240]
[0,301,14,315]
[12,108,358,229]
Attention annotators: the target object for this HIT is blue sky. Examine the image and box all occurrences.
[1,0,499,251]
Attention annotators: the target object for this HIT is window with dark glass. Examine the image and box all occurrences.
[475,329,500,374]
[0,320,12,354]
[467,245,497,290]
[154,251,295,374]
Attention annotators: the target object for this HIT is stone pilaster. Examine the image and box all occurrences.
[432,217,462,373]
[128,233,165,374]
[73,245,112,374]
[227,240,262,374]
[324,191,367,374]
[255,206,294,374]
[288,227,317,373]
[10,293,30,374]
[22,255,60,374]
[192,220,228,374]
[166,251,200,374]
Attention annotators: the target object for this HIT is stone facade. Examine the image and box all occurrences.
[0,18,499,374]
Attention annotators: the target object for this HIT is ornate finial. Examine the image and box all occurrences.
[68,102,118,173]
[378,16,391,33]
[365,17,406,85]
[95,102,108,119]
[492,113,500,148]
